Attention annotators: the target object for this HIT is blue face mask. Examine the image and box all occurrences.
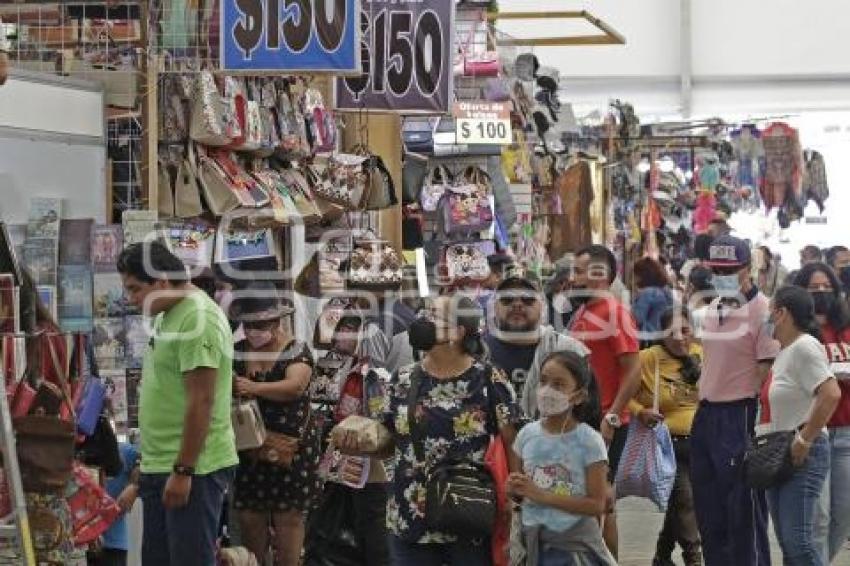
[712,274,740,295]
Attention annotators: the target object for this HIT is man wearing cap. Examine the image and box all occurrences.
[566,244,642,559]
[117,242,237,566]
[690,235,779,566]
[485,270,588,415]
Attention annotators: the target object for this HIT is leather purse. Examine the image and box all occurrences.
[255,406,311,468]
[407,365,497,537]
[232,399,267,451]
[744,430,797,489]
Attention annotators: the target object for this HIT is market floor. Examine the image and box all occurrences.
[618,497,850,565]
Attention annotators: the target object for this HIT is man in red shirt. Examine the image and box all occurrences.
[568,244,641,559]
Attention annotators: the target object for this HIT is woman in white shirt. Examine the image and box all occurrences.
[765,286,842,566]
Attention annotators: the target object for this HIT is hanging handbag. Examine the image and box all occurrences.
[195,149,241,216]
[190,71,233,147]
[212,151,270,208]
[363,155,398,211]
[347,238,404,291]
[408,365,497,537]
[402,117,436,154]
[280,170,323,224]
[67,463,121,546]
[420,166,451,212]
[318,153,370,209]
[232,398,267,451]
[314,297,353,349]
[14,338,76,493]
[174,155,204,218]
[157,157,175,217]
[441,184,494,235]
[484,78,511,102]
[402,157,428,204]
[743,430,797,489]
[441,241,494,283]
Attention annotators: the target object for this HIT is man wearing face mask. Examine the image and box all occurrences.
[689,235,780,566]
[565,245,642,560]
[826,245,850,298]
[484,271,587,414]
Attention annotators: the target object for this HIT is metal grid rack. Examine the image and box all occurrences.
[1,2,146,221]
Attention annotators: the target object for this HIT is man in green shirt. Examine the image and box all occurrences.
[118,242,237,566]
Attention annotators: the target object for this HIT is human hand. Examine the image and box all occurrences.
[507,473,543,503]
[162,474,192,509]
[234,377,256,398]
[637,409,665,428]
[116,483,138,514]
[791,436,811,468]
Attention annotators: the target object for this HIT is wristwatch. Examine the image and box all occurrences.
[604,413,623,428]
[172,464,195,477]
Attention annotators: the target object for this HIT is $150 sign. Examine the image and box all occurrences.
[334,0,454,113]
[221,0,361,72]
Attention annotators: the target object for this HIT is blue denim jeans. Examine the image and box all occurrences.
[139,466,236,566]
[814,426,850,561]
[389,536,491,566]
[768,434,830,566]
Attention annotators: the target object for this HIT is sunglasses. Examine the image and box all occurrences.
[498,295,537,307]
[243,319,280,330]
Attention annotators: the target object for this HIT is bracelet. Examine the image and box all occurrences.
[795,432,812,448]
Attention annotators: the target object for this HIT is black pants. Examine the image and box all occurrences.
[656,436,702,565]
[90,548,128,566]
[351,483,390,566]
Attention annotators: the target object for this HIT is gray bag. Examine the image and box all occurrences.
[487,156,517,226]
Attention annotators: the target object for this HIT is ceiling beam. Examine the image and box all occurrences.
[487,10,626,47]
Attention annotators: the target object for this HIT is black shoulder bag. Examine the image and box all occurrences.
[407,364,497,538]
[743,429,797,489]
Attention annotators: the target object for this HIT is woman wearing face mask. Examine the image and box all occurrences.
[508,350,615,565]
[793,263,850,561]
[629,307,703,566]
[229,282,322,566]
[761,286,841,566]
[333,295,522,565]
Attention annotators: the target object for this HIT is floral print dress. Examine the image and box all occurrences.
[381,361,521,543]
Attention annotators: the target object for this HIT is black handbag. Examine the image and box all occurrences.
[743,430,796,489]
[407,365,497,538]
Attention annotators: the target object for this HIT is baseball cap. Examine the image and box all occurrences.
[705,235,751,268]
[497,268,542,293]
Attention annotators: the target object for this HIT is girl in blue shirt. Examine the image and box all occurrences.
[509,351,616,565]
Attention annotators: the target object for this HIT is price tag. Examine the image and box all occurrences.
[454,102,512,145]
[221,0,361,72]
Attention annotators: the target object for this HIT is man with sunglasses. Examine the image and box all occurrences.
[689,235,779,566]
[484,271,587,415]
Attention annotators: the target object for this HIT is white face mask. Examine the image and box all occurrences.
[536,385,573,417]
[712,274,740,295]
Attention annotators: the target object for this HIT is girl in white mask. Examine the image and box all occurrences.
[508,351,616,565]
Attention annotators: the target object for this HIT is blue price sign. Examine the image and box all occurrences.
[221,0,361,72]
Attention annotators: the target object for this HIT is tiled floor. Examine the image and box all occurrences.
[618,497,850,565]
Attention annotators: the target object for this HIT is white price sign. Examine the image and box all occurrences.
[453,102,512,145]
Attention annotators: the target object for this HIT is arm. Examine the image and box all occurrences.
[510,461,608,517]
[756,361,773,385]
[610,352,642,417]
[499,424,521,473]
[176,367,218,469]
[799,378,841,444]
[248,361,311,402]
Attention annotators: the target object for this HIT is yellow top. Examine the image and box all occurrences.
[629,344,702,436]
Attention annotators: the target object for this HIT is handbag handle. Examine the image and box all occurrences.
[653,350,661,414]
[46,333,76,422]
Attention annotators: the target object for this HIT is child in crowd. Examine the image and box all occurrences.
[509,351,616,566]
[93,441,140,566]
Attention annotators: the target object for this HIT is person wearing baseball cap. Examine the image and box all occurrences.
[689,235,780,566]
[484,269,588,413]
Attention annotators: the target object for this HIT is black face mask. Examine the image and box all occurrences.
[567,287,592,308]
[840,267,850,290]
[812,291,836,316]
[408,317,438,352]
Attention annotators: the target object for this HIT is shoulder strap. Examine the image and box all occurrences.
[482,364,499,436]
[407,364,426,463]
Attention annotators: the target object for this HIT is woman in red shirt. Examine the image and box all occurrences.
[794,262,850,562]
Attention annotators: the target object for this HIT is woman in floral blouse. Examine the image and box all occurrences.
[334,295,522,565]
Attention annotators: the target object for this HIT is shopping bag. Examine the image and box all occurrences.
[303,483,361,566]
[485,435,510,566]
[67,463,121,546]
[614,354,676,511]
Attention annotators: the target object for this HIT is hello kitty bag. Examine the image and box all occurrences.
[441,240,493,283]
[441,184,494,235]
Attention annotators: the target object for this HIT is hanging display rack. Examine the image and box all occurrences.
[486,10,626,47]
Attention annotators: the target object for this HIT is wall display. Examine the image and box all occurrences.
[221,0,361,73]
[454,102,512,145]
[334,0,453,112]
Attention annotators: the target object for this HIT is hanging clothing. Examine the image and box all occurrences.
[731,125,765,191]
[761,122,803,213]
[802,149,830,214]
[547,161,594,260]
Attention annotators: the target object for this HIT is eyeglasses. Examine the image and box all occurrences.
[498,295,537,307]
